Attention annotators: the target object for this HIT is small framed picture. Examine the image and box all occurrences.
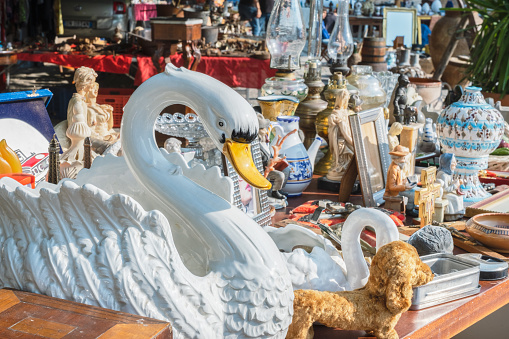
[349,107,391,207]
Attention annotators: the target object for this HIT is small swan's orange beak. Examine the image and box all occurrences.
[223,139,271,190]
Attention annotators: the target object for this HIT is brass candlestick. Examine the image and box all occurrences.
[295,61,327,149]
[314,72,346,176]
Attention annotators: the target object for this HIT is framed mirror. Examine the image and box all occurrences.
[349,107,391,207]
[383,7,417,48]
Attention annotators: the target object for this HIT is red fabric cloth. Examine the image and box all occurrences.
[133,4,157,21]
[17,52,132,74]
[134,54,276,88]
[17,52,274,89]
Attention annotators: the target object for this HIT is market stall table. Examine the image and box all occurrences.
[273,176,509,339]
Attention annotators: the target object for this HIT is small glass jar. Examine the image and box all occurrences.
[346,65,386,110]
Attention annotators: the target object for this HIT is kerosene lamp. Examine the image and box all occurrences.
[294,0,328,149]
[313,0,355,175]
[261,0,308,103]
[327,0,354,76]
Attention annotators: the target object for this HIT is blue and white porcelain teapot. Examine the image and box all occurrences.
[271,116,322,196]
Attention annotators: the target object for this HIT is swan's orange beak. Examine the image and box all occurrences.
[223,139,271,190]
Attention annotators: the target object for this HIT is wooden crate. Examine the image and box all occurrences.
[150,18,202,41]
[0,289,172,338]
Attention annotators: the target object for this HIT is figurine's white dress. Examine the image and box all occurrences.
[61,93,91,162]
[437,170,465,219]
[326,90,353,182]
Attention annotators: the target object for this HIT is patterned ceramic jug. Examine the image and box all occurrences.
[271,116,321,197]
[437,86,504,203]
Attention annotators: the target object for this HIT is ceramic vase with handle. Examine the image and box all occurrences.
[437,86,505,203]
[271,116,321,197]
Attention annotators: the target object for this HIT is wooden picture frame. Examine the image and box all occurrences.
[383,7,417,48]
[349,107,391,207]
[223,139,272,227]
[465,189,509,217]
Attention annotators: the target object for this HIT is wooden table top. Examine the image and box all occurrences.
[272,176,509,339]
[0,289,172,338]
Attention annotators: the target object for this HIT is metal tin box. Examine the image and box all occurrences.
[411,253,481,310]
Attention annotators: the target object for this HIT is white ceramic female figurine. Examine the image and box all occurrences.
[61,67,96,162]
[436,153,465,221]
[388,122,403,152]
[326,88,354,182]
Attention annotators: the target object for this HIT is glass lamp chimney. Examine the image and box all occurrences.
[327,0,354,74]
[266,0,307,71]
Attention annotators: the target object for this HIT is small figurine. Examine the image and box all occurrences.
[264,130,296,201]
[353,0,362,16]
[61,66,96,163]
[403,106,418,125]
[414,167,441,228]
[83,137,92,170]
[383,145,417,213]
[348,93,363,113]
[164,137,182,154]
[46,135,60,185]
[419,118,439,153]
[436,153,465,221]
[393,74,410,124]
[444,85,464,107]
[361,0,375,16]
[388,122,403,152]
[326,88,354,182]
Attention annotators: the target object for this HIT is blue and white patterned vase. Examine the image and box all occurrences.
[437,86,505,203]
[272,116,314,197]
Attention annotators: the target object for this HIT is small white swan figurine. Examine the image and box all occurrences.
[265,208,399,291]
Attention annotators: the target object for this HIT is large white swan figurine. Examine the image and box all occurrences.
[0,64,294,339]
[265,209,400,291]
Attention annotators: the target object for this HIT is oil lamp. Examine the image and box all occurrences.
[266,0,306,72]
[327,0,354,75]
[262,0,308,102]
[294,0,327,148]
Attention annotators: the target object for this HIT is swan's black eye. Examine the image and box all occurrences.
[218,119,225,128]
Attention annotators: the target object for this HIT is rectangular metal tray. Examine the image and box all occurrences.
[411,253,481,310]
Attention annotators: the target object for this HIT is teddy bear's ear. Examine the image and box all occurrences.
[385,272,414,314]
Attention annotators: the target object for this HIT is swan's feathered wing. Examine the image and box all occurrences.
[0,178,224,338]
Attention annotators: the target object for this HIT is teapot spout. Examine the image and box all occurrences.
[307,136,323,172]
